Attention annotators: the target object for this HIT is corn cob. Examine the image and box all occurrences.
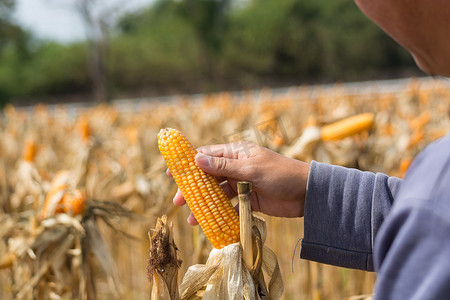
[40,184,67,219]
[23,140,37,163]
[62,189,86,216]
[321,113,374,141]
[158,128,240,249]
[41,171,86,219]
[77,116,90,141]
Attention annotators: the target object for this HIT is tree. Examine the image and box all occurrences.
[77,0,109,102]
[0,0,15,44]
[180,0,231,82]
[0,0,22,53]
[145,0,232,83]
[0,0,32,105]
[51,0,134,102]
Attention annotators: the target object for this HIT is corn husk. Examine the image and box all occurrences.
[283,126,321,161]
[148,215,182,300]
[180,216,283,300]
[346,295,373,300]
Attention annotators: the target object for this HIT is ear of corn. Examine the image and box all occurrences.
[158,128,240,249]
[77,117,90,141]
[62,189,86,216]
[321,113,375,141]
[23,140,37,163]
[40,185,67,219]
[41,172,86,219]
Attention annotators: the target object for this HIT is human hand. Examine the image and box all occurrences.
[168,141,310,225]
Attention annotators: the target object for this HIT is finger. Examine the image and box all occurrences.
[197,142,255,159]
[197,144,234,158]
[220,181,237,200]
[213,174,227,183]
[195,152,251,179]
[173,189,186,206]
[234,202,239,215]
[166,168,173,178]
[187,213,199,226]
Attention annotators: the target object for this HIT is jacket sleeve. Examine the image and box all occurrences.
[299,161,402,271]
[373,202,450,299]
[372,134,450,299]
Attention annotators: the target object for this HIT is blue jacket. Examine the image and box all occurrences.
[300,134,450,299]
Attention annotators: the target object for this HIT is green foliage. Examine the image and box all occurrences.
[221,0,413,84]
[0,42,90,103]
[22,42,89,95]
[110,4,203,92]
[0,0,90,104]
[0,0,416,104]
[113,0,231,92]
[0,0,15,31]
[0,0,19,53]
[316,0,411,78]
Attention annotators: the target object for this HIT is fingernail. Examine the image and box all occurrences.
[195,153,210,167]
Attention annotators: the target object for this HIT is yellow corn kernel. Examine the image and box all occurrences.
[321,113,374,141]
[158,128,240,249]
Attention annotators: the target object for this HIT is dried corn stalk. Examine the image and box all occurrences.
[2,77,450,300]
[0,201,136,300]
[147,215,182,300]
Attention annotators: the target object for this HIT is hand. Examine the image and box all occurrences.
[168,141,310,225]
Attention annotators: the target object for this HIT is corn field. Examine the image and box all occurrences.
[0,77,449,299]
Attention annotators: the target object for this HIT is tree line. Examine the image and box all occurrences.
[0,0,419,105]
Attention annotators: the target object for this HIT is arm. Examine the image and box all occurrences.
[300,161,402,271]
[170,142,402,272]
[172,142,310,225]
[372,134,450,299]
[374,203,450,299]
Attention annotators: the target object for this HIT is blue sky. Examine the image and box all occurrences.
[13,0,152,43]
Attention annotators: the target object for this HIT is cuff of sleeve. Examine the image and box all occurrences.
[300,240,373,271]
[300,160,374,271]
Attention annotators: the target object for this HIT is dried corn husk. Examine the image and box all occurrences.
[148,215,182,300]
[0,252,16,269]
[180,216,283,300]
[346,295,373,300]
[283,126,321,161]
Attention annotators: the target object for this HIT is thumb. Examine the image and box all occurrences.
[195,152,244,178]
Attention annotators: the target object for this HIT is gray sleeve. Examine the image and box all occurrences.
[372,134,450,299]
[373,203,450,299]
[299,161,402,271]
